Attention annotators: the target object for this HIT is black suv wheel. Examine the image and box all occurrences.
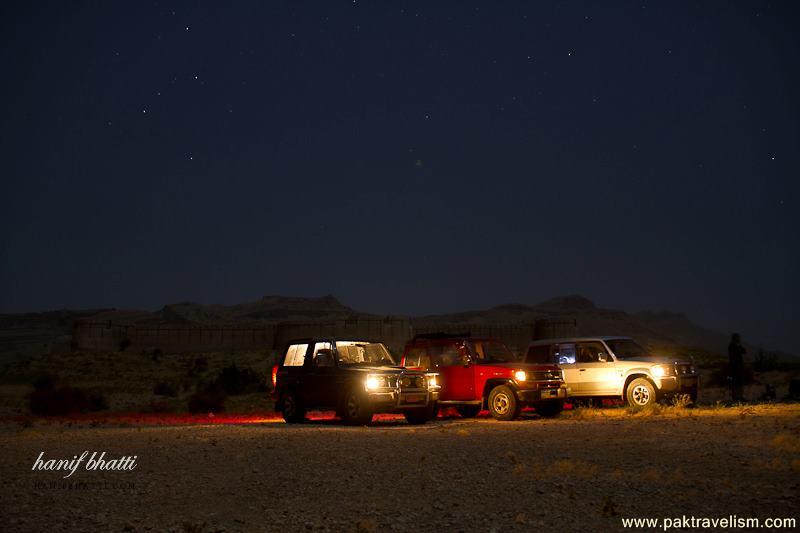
[488,385,521,421]
[281,391,306,423]
[340,388,373,425]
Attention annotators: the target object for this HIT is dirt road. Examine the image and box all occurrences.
[2,406,799,532]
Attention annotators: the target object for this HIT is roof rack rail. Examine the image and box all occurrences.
[412,332,471,340]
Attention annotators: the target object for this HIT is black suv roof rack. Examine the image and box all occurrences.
[411,332,471,340]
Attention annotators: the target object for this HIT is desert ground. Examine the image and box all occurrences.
[1,404,798,533]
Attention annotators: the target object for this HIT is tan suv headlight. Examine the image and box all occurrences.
[651,365,673,378]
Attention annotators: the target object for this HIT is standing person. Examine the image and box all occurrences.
[728,333,746,402]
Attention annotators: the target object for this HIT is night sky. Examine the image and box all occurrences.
[1,2,798,351]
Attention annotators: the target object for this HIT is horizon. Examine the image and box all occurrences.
[5,291,792,355]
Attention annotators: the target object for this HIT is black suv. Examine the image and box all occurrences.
[272,338,441,425]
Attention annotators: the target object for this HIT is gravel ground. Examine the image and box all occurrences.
[1,406,799,532]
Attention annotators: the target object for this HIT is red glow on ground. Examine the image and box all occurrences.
[2,411,413,427]
[2,403,578,427]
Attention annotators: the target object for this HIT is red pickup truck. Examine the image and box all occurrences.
[401,334,568,420]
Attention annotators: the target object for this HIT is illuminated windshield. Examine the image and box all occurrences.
[469,340,515,363]
[605,339,648,360]
[336,341,396,365]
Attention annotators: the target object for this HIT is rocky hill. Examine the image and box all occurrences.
[419,295,728,354]
[0,294,785,359]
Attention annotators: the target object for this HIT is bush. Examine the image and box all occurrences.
[28,383,108,416]
[705,363,755,387]
[153,381,179,397]
[188,356,208,376]
[118,337,131,352]
[32,372,57,390]
[140,399,176,413]
[215,362,264,395]
[188,383,226,413]
[29,374,107,416]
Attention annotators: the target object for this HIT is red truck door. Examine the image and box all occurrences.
[431,341,475,400]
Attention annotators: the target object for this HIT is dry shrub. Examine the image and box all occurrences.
[670,394,692,408]
[28,373,107,416]
[140,399,176,413]
[738,405,756,418]
[568,407,604,420]
[625,403,663,417]
[188,383,226,413]
[215,362,265,395]
[153,380,179,397]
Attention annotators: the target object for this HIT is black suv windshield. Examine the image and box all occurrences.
[470,340,515,363]
[605,339,648,360]
[336,341,396,365]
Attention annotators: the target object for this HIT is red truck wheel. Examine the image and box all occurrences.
[488,385,521,421]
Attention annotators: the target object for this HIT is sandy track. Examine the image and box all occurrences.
[1,407,799,532]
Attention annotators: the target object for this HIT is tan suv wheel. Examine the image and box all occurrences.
[626,378,656,408]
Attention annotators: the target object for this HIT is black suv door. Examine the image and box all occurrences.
[280,342,312,403]
[305,340,339,408]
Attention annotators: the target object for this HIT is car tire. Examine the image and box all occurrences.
[455,405,481,418]
[404,402,437,425]
[488,385,521,421]
[280,391,306,423]
[626,378,657,408]
[536,400,564,418]
[340,389,373,425]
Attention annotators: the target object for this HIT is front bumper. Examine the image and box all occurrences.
[657,375,700,393]
[516,384,569,403]
[366,389,440,412]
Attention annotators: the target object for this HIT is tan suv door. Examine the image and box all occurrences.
[575,342,620,395]
[552,343,584,393]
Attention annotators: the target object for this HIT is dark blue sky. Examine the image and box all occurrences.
[1,1,798,351]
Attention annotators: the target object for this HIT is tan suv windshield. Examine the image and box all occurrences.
[605,339,647,360]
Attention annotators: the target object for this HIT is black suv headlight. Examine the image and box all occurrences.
[364,374,393,390]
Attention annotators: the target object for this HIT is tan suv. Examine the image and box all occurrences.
[524,337,698,407]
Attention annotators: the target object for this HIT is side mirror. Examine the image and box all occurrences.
[598,353,608,363]
[462,355,472,367]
